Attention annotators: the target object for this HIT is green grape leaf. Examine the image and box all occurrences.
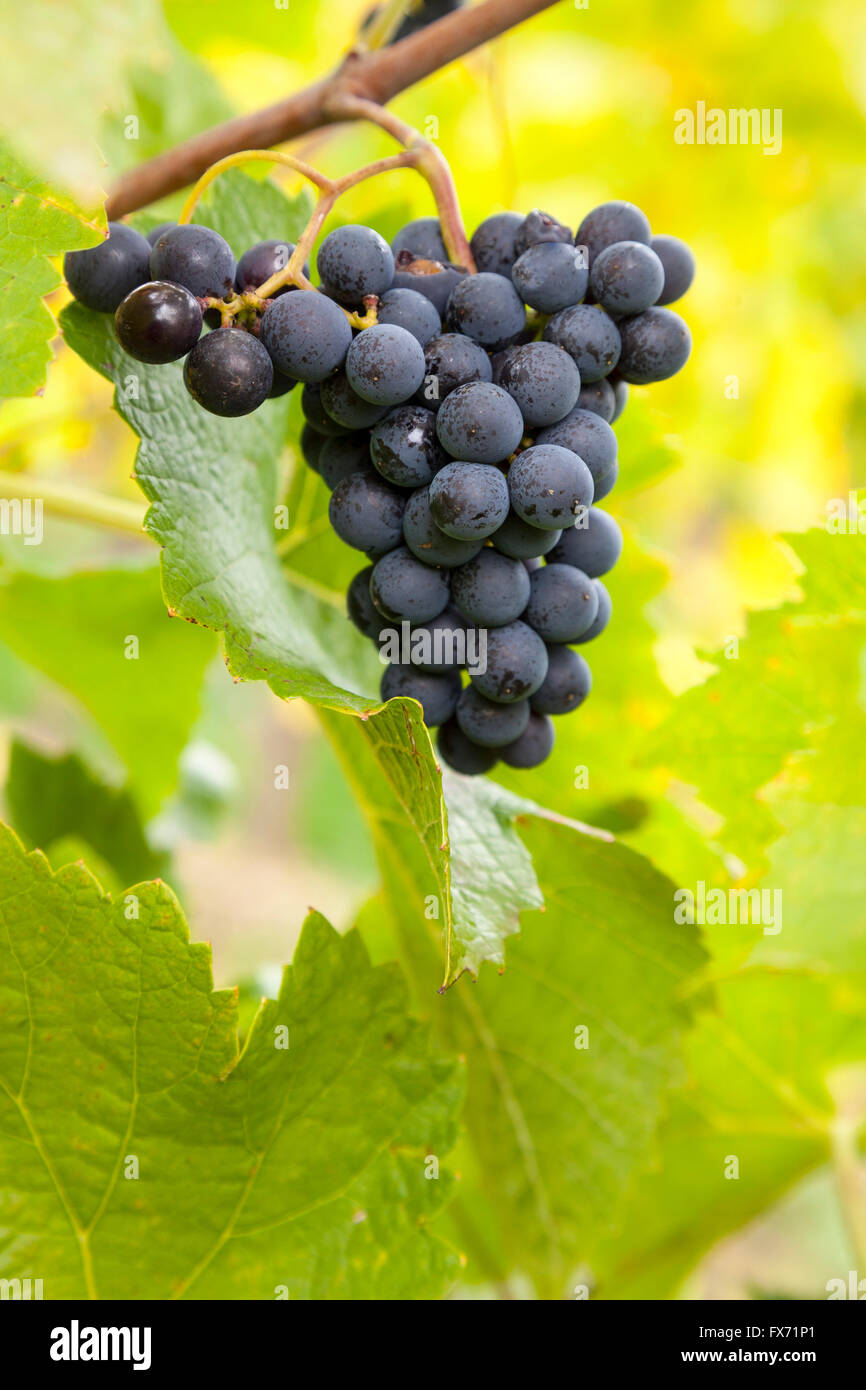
[4,739,167,886]
[0,565,215,816]
[592,969,866,1299]
[0,823,463,1299]
[0,141,103,398]
[650,526,866,869]
[327,712,707,1293]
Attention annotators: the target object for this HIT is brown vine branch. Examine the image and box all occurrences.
[105,0,561,219]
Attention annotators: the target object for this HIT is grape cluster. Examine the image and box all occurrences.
[66,198,693,776]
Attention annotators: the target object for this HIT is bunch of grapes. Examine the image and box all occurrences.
[65,198,694,776]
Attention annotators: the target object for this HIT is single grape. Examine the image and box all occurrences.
[317,224,394,304]
[651,234,696,305]
[347,566,383,640]
[573,578,612,643]
[417,333,493,411]
[514,209,573,257]
[391,217,447,263]
[345,323,426,406]
[114,281,202,364]
[451,548,531,628]
[511,240,589,314]
[260,290,352,383]
[301,422,325,470]
[543,304,621,381]
[508,443,594,530]
[491,510,562,560]
[370,404,443,487]
[589,240,665,317]
[370,545,450,623]
[302,381,350,436]
[146,221,176,247]
[318,434,373,490]
[537,407,618,502]
[548,506,622,577]
[436,381,524,463]
[408,605,469,672]
[380,664,461,727]
[616,307,692,383]
[500,711,555,768]
[437,717,499,775]
[268,370,297,399]
[64,221,151,312]
[321,371,388,429]
[376,287,441,345]
[575,200,652,267]
[329,471,406,557]
[469,211,524,278]
[391,252,468,315]
[183,328,273,416]
[456,686,530,748]
[150,223,236,300]
[429,461,510,539]
[609,374,629,422]
[403,486,484,567]
[496,341,581,428]
[446,272,526,349]
[470,620,548,703]
[235,239,307,294]
[577,378,616,422]
[524,563,599,642]
[530,646,592,716]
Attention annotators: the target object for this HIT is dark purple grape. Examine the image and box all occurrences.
[183,328,273,417]
[391,253,468,316]
[491,511,562,560]
[469,620,549,704]
[150,223,236,300]
[508,444,594,530]
[446,272,526,350]
[408,605,469,672]
[543,304,621,382]
[456,686,530,748]
[301,422,325,469]
[573,579,612,643]
[329,471,406,557]
[530,646,592,716]
[318,434,373,490]
[511,240,589,314]
[651,234,696,305]
[437,718,499,775]
[616,307,692,383]
[260,290,352,383]
[370,545,450,622]
[589,241,665,317]
[391,217,447,263]
[469,211,523,278]
[523,563,599,642]
[376,287,441,345]
[500,711,555,768]
[403,487,483,567]
[429,461,510,540]
[417,333,493,411]
[114,281,202,364]
[345,323,426,406]
[537,408,618,502]
[320,371,388,430]
[235,239,307,294]
[575,201,652,267]
[548,506,623,577]
[370,405,444,487]
[514,209,573,257]
[609,374,629,423]
[380,664,461,727]
[347,566,382,639]
[450,549,531,627]
[317,224,394,304]
[302,382,350,436]
[577,378,616,422]
[64,221,151,312]
[436,381,524,463]
[496,342,580,428]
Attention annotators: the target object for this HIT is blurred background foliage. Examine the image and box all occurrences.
[1,0,864,1299]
